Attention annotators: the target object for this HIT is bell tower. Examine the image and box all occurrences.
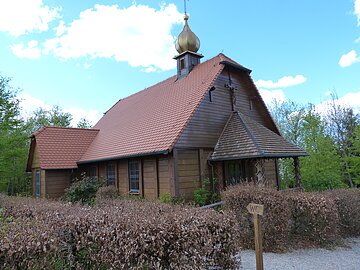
[174,13,203,78]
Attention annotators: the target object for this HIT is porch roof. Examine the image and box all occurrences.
[210,112,307,161]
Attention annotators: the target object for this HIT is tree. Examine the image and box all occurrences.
[345,125,360,186]
[27,105,72,133]
[324,93,359,187]
[299,106,345,191]
[269,100,306,188]
[77,117,92,128]
[0,75,28,192]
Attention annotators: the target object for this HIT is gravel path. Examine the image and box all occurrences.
[239,238,360,270]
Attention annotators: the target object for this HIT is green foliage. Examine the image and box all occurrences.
[345,126,360,186]
[300,107,345,191]
[193,178,220,206]
[0,75,28,191]
[270,100,357,191]
[27,105,72,133]
[77,117,92,128]
[158,192,172,204]
[64,174,102,205]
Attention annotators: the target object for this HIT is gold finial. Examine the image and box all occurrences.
[175,14,200,54]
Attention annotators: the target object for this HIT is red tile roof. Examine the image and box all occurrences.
[211,112,307,160]
[79,53,230,163]
[30,126,99,169]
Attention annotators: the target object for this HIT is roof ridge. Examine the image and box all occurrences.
[41,126,99,131]
[236,112,264,155]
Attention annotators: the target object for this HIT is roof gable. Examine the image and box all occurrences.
[28,126,99,170]
[79,54,227,163]
[211,112,307,161]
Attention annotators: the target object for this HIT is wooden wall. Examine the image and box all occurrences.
[176,149,201,200]
[263,159,277,188]
[45,170,72,198]
[176,69,278,149]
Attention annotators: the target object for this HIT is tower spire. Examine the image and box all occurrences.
[174,2,203,78]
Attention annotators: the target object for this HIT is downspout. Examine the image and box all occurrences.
[207,160,215,193]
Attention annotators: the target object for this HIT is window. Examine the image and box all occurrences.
[89,166,97,177]
[225,161,246,186]
[107,163,116,186]
[35,170,41,197]
[128,160,140,193]
[180,58,185,70]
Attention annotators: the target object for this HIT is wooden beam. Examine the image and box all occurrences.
[274,159,280,191]
[294,157,301,188]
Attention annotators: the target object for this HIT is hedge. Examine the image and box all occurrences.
[222,184,290,252]
[325,188,360,237]
[0,195,240,269]
[222,185,359,251]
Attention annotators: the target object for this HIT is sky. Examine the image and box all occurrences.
[0,0,360,126]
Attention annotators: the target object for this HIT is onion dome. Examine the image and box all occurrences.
[175,14,200,54]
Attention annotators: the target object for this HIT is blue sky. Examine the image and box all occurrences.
[0,0,360,125]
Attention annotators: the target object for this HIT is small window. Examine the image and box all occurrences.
[89,166,97,177]
[107,163,116,186]
[249,99,253,111]
[35,170,41,197]
[180,58,185,70]
[128,160,140,193]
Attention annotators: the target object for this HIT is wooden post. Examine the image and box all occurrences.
[293,157,301,188]
[247,203,264,270]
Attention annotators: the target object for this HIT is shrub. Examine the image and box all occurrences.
[63,174,102,205]
[159,192,172,204]
[193,178,221,206]
[95,185,119,204]
[222,184,291,252]
[325,189,360,237]
[287,192,340,245]
[0,194,240,269]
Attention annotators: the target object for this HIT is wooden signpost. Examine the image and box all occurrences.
[247,203,264,270]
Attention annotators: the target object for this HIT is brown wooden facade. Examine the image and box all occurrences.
[28,56,305,199]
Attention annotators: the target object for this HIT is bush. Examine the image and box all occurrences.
[287,192,340,245]
[193,178,221,206]
[63,174,102,205]
[159,192,172,204]
[325,189,360,237]
[95,186,119,204]
[222,184,291,252]
[0,194,240,269]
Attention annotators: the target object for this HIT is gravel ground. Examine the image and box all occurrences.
[239,238,360,270]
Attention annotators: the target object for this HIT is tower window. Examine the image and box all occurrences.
[180,58,185,70]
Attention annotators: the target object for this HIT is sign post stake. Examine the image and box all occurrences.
[247,203,264,270]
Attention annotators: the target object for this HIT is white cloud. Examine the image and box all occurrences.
[316,91,360,115]
[339,50,360,67]
[259,89,286,105]
[10,40,42,59]
[0,0,60,36]
[355,0,360,25]
[42,3,183,71]
[255,75,307,89]
[18,93,102,127]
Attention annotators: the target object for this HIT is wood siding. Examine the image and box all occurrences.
[158,157,171,195]
[176,149,200,199]
[118,160,129,195]
[264,159,277,188]
[175,69,278,149]
[45,170,72,198]
[143,158,157,199]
